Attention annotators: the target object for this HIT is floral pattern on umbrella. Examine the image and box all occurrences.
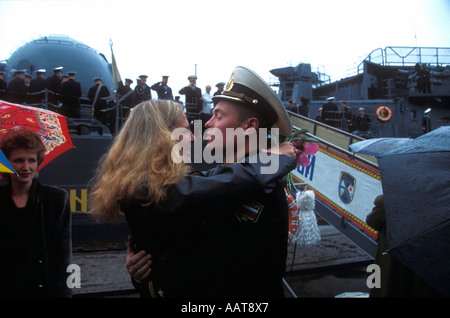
[0,100,73,169]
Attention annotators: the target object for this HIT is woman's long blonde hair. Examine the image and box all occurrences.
[89,100,189,222]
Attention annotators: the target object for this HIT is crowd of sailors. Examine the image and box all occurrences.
[0,67,228,133]
[285,96,371,134]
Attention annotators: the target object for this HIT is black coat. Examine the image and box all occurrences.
[28,77,48,105]
[8,77,27,104]
[45,75,63,106]
[134,84,151,105]
[116,84,135,107]
[179,86,203,120]
[123,154,296,297]
[61,79,82,118]
[151,82,173,100]
[338,107,354,131]
[355,114,371,131]
[322,102,339,127]
[0,79,7,100]
[88,84,110,120]
[422,115,432,134]
[0,179,72,297]
[30,77,47,93]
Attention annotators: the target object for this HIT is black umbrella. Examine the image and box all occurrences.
[377,126,450,296]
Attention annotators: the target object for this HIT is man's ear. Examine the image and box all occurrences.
[244,117,260,131]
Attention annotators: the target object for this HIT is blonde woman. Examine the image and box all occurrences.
[90,100,296,297]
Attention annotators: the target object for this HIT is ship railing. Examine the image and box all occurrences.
[357,46,450,74]
[287,110,377,165]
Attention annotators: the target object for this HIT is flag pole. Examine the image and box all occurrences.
[110,39,121,134]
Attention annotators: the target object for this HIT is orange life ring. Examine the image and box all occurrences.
[376,106,392,121]
[285,189,299,243]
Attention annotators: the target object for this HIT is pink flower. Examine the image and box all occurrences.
[298,152,310,167]
[293,142,319,168]
[304,142,319,155]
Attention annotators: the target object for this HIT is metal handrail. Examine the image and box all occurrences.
[357,46,450,75]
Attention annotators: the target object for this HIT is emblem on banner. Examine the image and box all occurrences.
[338,172,356,204]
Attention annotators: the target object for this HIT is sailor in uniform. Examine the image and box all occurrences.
[151,75,173,100]
[212,81,225,107]
[28,69,47,105]
[339,101,354,132]
[322,96,339,127]
[116,78,135,118]
[126,66,296,297]
[61,71,82,118]
[0,71,7,100]
[422,108,432,134]
[45,66,63,106]
[354,107,371,132]
[134,75,151,105]
[30,69,47,93]
[7,69,27,104]
[88,77,111,124]
[316,107,323,122]
[178,75,203,123]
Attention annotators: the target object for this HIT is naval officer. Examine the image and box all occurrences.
[61,71,82,118]
[322,96,339,127]
[7,69,27,104]
[30,69,47,93]
[179,75,203,123]
[422,108,432,134]
[134,75,151,105]
[151,75,173,100]
[46,66,63,106]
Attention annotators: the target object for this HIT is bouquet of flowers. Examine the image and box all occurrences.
[285,129,319,193]
[285,129,321,245]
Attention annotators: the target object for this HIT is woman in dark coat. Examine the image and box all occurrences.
[89,100,296,297]
[0,128,72,297]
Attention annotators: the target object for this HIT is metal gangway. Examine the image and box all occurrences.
[287,111,380,258]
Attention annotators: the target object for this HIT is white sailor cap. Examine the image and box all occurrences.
[424,108,431,114]
[53,66,63,72]
[327,96,335,101]
[36,69,46,73]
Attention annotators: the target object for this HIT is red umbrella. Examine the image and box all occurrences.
[0,100,74,169]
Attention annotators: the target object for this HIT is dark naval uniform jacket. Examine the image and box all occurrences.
[134,84,152,105]
[30,77,47,94]
[0,179,72,297]
[322,102,339,127]
[29,77,48,105]
[122,153,296,297]
[45,75,62,105]
[151,82,173,100]
[61,78,82,118]
[88,84,110,121]
[7,77,27,104]
[179,85,203,121]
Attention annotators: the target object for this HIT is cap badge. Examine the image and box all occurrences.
[225,75,234,92]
